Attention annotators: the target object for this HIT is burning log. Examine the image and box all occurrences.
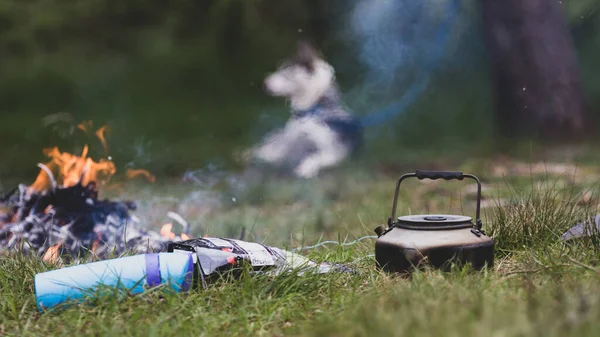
[0,179,178,262]
[0,121,187,262]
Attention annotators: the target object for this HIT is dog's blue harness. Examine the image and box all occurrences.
[292,103,327,119]
[291,89,351,121]
[291,96,363,152]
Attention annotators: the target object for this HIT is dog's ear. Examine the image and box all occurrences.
[293,40,320,73]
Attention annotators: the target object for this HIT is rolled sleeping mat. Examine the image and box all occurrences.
[34,252,194,311]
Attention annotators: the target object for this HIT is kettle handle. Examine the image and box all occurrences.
[389,170,482,230]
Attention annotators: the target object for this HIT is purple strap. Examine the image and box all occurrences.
[145,253,162,287]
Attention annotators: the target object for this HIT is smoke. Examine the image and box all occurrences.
[351,0,426,89]
[342,0,462,113]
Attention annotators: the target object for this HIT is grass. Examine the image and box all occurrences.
[3,156,600,336]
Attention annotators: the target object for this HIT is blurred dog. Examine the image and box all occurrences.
[249,41,362,178]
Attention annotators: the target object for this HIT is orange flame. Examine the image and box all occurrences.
[126,169,156,183]
[28,146,116,193]
[160,223,176,240]
[160,223,190,240]
[95,125,109,153]
[29,121,155,195]
[77,121,108,153]
[77,121,92,134]
[43,243,62,264]
[91,240,100,254]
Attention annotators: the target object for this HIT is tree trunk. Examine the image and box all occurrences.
[481,0,591,141]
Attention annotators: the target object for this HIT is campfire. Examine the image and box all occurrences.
[0,121,188,263]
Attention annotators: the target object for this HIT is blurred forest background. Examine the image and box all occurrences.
[1,0,600,182]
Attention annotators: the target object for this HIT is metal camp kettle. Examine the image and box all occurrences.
[374,171,494,273]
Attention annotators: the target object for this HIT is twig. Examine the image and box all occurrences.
[494,254,511,273]
[36,163,57,190]
[500,265,569,278]
[567,257,599,273]
[16,185,28,221]
[167,211,190,234]
[78,163,89,186]
[0,186,18,203]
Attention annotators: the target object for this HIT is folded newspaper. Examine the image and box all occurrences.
[167,237,353,287]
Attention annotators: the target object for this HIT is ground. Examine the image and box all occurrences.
[3,153,600,336]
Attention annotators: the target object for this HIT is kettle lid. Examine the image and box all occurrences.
[396,214,473,230]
